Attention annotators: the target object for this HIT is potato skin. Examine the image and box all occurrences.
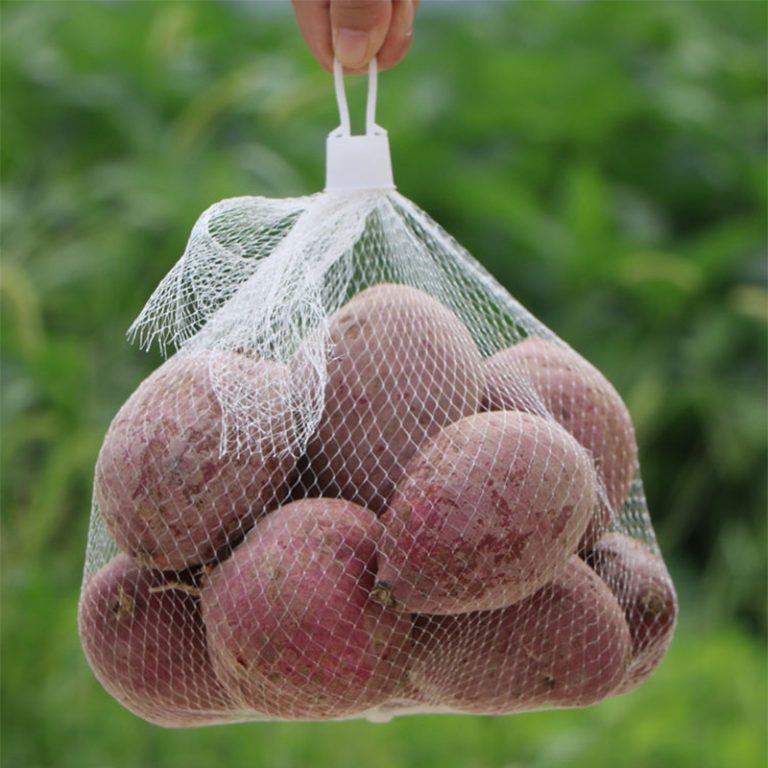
[307,284,484,514]
[94,351,296,570]
[483,337,638,550]
[408,556,632,714]
[376,411,596,614]
[78,554,234,727]
[585,533,677,693]
[200,499,413,720]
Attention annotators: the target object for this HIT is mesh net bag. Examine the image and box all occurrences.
[78,61,677,726]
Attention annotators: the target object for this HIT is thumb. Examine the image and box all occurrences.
[330,0,392,72]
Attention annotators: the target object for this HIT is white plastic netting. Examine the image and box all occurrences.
[78,66,676,728]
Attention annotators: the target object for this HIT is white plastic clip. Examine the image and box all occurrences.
[325,58,395,192]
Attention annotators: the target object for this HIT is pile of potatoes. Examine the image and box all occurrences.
[79,284,677,726]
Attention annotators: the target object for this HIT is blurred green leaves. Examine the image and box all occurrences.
[2,0,765,602]
[0,0,766,764]
[3,0,765,630]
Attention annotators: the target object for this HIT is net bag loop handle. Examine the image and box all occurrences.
[325,57,395,192]
[332,57,381,137]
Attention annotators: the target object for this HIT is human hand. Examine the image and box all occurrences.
[292,0,419,73]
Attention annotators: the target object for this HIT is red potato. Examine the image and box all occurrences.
[78,554,235,727]
[200,498,413,719]
[306,284,484,514]
[375,410,596,614]
[408,556,632,714]
[94,351,297,570]
[585,533,677,693]
[483,337,638,550]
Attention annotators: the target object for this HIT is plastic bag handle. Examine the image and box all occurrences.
[325,58,395,192]
[332,57,380,137]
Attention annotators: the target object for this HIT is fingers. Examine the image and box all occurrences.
[330,0,392,72]
[292,0,418,73]
[377,0,416,71]
[292,1,334,71]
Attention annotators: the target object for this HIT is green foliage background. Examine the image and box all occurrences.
[1,1,766,767]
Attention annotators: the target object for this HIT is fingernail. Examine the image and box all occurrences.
[333,27,370,69]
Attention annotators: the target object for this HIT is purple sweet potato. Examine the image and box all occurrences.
[585,533,677,693]
[375,410,596,614]
[94,351,297,570]
[78,554,234,727]
[200,498,413,719]
[408,556,632,713]
[306,284,484,514]
[483,337,638,549]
